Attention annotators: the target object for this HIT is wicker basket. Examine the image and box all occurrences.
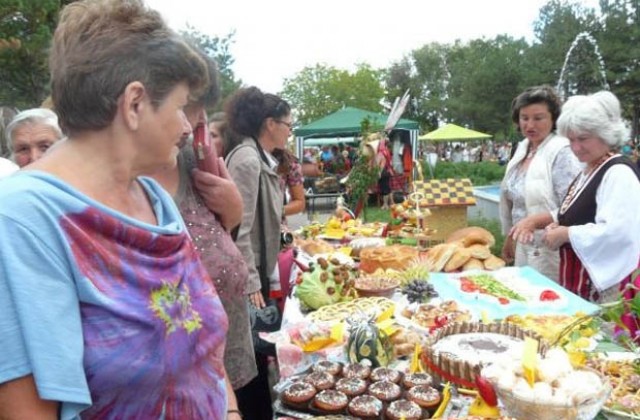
[495,368,611,420]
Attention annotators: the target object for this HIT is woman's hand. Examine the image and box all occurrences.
[542,223,569,250]
[509,217,536,244]
[501,235,516,264]
[192,159,243,231]
[249,291,265,309]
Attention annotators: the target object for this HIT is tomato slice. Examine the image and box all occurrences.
[540,290,560,301]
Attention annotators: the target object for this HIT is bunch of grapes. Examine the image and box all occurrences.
[401,279,438,304]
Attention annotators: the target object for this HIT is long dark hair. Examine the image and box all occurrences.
[224,86,290,140]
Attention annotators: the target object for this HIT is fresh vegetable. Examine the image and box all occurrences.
[346,314,392,368]
[459,274,525,301]
[294,257,357,310]
[540,290,560,301]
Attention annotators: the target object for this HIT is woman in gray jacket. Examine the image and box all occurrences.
[224,86,291,420]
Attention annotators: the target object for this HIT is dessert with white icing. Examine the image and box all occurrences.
[431,332,525,366]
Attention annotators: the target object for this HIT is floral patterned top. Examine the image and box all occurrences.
[175,148,257,389]
[0,172,228,419]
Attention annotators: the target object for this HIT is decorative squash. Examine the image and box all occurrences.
[346,314,392,368]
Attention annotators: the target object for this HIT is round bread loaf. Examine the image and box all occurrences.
[446,226,495,247]
[359,245,418,274]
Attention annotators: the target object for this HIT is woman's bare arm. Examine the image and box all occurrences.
[0,375,58,420]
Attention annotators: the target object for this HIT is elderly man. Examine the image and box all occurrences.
[7,108,63,167]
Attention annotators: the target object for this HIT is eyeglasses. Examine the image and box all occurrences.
[276,120,293,129]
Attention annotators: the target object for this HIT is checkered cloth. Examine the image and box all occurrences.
[412,178,476,206]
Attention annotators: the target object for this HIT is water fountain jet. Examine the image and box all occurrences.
[556,32,609,100]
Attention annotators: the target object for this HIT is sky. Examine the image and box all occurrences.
[147,0,600,94]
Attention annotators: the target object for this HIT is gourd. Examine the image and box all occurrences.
[346,314,392,368]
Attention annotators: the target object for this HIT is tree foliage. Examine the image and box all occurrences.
[0,0,73,109]
[180,25,242,110]
[597,0,640,139]
[280,63,384,125]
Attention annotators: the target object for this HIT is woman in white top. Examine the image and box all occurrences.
[543,91,640,302]
[500,85,582,281]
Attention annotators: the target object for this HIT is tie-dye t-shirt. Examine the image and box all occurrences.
[0,172,228,419]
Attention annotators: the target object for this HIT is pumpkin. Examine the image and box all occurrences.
[346,314,392,368]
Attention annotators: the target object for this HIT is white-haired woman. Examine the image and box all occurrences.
[543,91,640,302]
[7,108,63,167]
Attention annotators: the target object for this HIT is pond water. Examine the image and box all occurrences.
[470,184,501,221]
[474,185,501,200]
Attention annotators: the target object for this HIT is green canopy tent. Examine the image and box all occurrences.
[294,107,420,160]
[419,123,492,142]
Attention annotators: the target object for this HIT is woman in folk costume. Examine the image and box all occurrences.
[543,91,640,302]
[499,85,582,281]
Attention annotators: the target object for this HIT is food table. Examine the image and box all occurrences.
[270,208,638,419]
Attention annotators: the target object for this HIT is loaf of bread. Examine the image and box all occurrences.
[359,245,419,274]
[466,243,492,260]
[462,257,485,271]
[446,226,495,247]
[444,247,472,272]
[427,243,459,272]
[483,255,506,270]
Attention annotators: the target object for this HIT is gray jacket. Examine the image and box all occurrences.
[226,138,283,295]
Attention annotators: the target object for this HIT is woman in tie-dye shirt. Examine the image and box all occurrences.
[0,0,236,418]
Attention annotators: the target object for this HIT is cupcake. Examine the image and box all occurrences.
[385,399,423,420]
[368,380,401,402]
[348,395,383,419]
[312,389,349,414]
[342,362,371,380]
[370,367,402,383]
[407,385,442,411]
[312,360,343,376]
[281,382,316,410]
[403,372,433,389]
[335,377,367,397]
[304,371,336,390]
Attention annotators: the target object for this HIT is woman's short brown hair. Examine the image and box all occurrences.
[49,0,208,136]
[511,85,562,132]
